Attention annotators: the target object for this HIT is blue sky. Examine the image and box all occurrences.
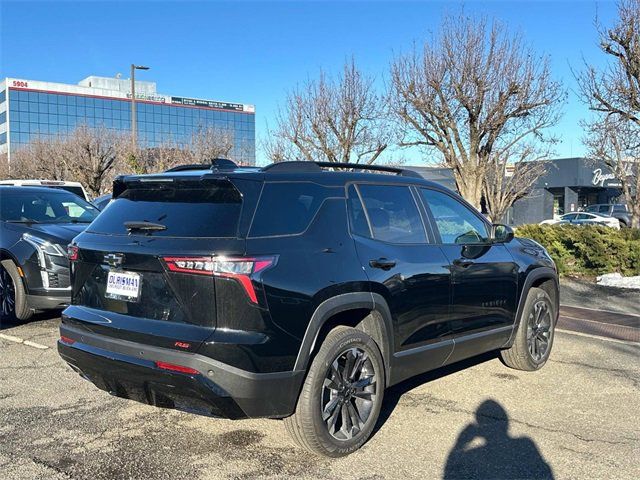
[1,0,618,165]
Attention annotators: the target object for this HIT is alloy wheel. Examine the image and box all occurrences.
[321,347,377,441]
[527,300,552,362]
[0,266,16,318]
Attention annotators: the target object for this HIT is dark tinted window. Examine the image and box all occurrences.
[613,204,627,213]
[357,184,426,243]
[562,213,577,221]
[598,205,610,214]
[250,182,334,237]
[421,188,489,244]
[88,181,241,237]
[347,185,371,238]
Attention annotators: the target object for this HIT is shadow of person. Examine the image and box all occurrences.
[444,400,554,480]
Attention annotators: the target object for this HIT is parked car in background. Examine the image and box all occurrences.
[540,212,620,229]
[59,160,559,457]
[585,204,631,227]
[92,193,112,210]
[0,180,90,202]
[0,186,99,321]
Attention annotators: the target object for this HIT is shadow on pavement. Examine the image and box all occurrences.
[372,353,553,479]
[374,350,499,436]
[443,400,554,480]
[0,310,62,331]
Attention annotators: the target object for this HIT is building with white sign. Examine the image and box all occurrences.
[0,76,256,164]
[413,157,633,225]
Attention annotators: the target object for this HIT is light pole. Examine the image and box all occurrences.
[130,64,150,149]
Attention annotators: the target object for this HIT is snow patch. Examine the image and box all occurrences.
[596,273,640,290]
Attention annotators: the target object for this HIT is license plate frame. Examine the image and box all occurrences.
[105,270,142,302]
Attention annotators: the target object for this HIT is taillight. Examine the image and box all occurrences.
[68,245,79,261]
[60,335,75,345]
[162,256,276,304]
[155,361,199,375]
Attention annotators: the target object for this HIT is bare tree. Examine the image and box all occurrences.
[389,12,564,210]
[124,126,237,174]
[266,59,392,164]
[60,125,125,197]
[483,146,548,222]
[6,136,69,180]
[578,0,640,227]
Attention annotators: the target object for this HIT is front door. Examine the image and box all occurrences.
[418,188,518,356]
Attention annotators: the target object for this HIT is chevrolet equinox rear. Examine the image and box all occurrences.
[59,160,559,457]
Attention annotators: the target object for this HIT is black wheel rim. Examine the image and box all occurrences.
[0,266,16,317]
[527,300,552,362]
[321,347,377,441]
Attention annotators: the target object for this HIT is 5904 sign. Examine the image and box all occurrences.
[12,80,28,88]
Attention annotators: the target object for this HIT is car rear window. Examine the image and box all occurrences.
[87,181,242,237]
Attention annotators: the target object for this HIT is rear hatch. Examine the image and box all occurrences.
[66,174,261,352]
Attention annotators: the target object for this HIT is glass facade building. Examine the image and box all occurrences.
[0,77,255,164]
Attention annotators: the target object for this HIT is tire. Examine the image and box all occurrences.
[284,326,385,457]
[0,260,32,322]
[500,287,555,371]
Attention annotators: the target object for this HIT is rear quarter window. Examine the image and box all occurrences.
[249,182,338,237]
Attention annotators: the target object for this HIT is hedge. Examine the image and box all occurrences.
[515,224,640,277]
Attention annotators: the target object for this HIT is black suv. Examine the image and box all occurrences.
[58,161,559,457]
[0,186,99,321]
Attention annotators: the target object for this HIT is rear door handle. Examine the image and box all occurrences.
[369,258,396,270]
[453,259,474,268]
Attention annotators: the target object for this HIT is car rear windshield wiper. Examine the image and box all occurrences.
[124,221,167,234]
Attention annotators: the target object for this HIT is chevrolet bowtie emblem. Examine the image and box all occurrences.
[104,253,124,268]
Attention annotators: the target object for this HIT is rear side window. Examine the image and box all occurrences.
[249,182,334,237]
[598,205,610,214]
[613,205,627,213]
[88,181,242,237]
[355,184,426,244]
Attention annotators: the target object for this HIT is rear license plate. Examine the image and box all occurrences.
[105,271,141,302]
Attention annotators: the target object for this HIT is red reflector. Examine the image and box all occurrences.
[60,335,75,345]
[155,361,199,375]
[68,245,79,261]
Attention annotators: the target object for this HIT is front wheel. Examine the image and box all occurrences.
[500,287,556,371]
[0,260,32,322]
[284,326,385,457]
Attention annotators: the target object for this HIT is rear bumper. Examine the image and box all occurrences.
[58,324,305,419]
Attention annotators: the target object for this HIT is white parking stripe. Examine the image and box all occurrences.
[23,340,49,350]
[556,328,639,345]
[0,333,23,344]
[0,333,49,349]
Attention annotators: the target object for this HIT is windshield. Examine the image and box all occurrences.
[0,189,99,224]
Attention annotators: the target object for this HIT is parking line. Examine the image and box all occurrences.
[556,328,640,345]
[0,333,49,350]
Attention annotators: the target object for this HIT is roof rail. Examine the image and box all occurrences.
[262,161,422,178]
[164,158,239,173]
[164,164,210,172]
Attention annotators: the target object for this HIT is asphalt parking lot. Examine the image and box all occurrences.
[1,313,638,480]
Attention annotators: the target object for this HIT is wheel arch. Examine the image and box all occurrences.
[293,292,394,385]
[505,267,559,347]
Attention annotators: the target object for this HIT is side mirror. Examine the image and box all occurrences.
[492,224,514,243]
